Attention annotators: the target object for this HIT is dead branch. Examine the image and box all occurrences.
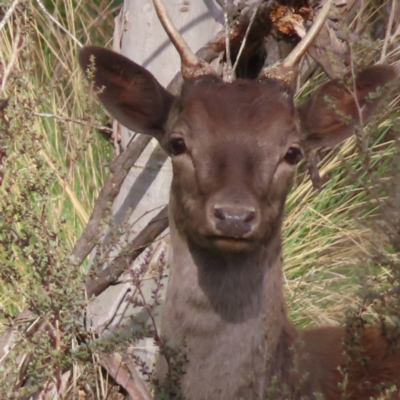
[100,353,152,400]
[200,2,273,58]
[68,134,151,268]
[86,205,168,298]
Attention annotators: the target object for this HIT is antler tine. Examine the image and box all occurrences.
[259,0,331,84]
[153,0,216,80]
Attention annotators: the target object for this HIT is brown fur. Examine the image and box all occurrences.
[79,46,400,400]
[300,326,400,399]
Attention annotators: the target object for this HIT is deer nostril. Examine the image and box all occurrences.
[213,206,256,223]
[212,205,258,238]
[243,210,256,223]
[214,207,226,220]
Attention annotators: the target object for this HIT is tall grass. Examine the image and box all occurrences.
[285,78,400,327]
[0,0,118,322]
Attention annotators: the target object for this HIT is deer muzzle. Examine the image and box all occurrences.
[213,204,258,238]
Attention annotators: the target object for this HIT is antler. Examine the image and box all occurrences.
[259,0,331,84]
[153,0,216,80]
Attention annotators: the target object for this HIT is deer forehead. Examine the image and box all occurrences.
[167,78,298,147]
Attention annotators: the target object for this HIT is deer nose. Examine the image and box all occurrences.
[213,205,257,238]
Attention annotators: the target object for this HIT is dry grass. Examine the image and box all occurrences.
[285,110,400,327]
[0,0,117,322]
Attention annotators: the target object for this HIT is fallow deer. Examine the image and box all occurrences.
[79,0,400,399]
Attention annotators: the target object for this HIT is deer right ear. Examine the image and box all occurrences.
[298,65,399,150]
[79,46,175,139]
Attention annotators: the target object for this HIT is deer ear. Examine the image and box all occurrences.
[79,46,174,139]
[298,65,399,150]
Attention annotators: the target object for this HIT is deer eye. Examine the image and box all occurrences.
[169,138,187,156]
[284,146,303,165]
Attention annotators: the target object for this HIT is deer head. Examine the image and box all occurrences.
[79,2,398,255]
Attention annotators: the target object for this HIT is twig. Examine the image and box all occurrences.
[224,1,233,82]
[231,1,261,76]
[0,0,21,31]
[349,47,364,129]
[197,3,272,60]
[35,0,83,48]
[380,0,397,63]
[124,359,153,399]
[0,309,37,361]
[34,112,113,134]
[86,205,168,297]
[101,353,152,400]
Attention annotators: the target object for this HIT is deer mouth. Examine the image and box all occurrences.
[207,235,257,253]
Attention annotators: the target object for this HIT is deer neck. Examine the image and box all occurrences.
[157,217,295,400]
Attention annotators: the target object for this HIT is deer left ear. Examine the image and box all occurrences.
[298,65,399,150]
[79,46,175,140]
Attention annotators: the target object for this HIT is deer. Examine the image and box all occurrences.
[79,0,400,399]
